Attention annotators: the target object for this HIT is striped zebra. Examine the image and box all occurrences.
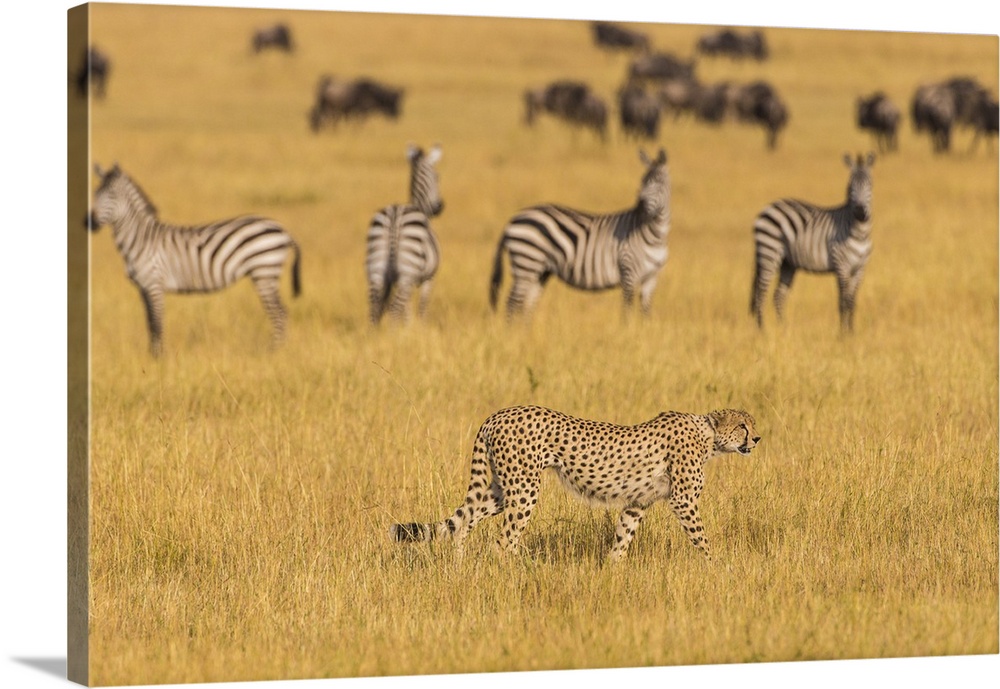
[750,152,875,333]
[89,163,301,357]
[365,144,444,324]
[489,148,670,319]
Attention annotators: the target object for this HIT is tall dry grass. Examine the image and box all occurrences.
[81,4,998,685]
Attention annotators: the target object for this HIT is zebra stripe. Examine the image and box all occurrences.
[490,148,670,319]
[750,152,875,332]
[89,164,301,356]
[366,144,443,324]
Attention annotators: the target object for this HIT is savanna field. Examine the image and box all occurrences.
[73,4,998,686]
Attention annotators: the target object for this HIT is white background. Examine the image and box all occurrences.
[3,1,997,688]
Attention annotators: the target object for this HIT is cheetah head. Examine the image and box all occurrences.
[707,409,760,457]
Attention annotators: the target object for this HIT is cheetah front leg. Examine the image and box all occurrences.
[607,506,646,562]
[668,491,711,559]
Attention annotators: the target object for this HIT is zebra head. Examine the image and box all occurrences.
[90,163,158,230]
[844,152,875,223]
[637,148,670,221]
[407,144,444,217]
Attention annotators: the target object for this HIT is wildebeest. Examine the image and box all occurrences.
[732,80,789,149]
[618,81,661,140]
[628,52,696,82]
[309,75,405,132]
[856,92,901,153]
[591,21,650,53]
[910,76,995,153]
[252,23,294,53]
[656,76,700,119]
[696,28,768,61]
[74,46,111,99]
[911,83,954,152]
[969,93,999,152]
[524,80,608,140]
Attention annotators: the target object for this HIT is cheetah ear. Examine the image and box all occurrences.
[705,411,721,431]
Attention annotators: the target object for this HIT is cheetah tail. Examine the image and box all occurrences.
[389,517,458,543]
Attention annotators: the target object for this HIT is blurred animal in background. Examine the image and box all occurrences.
[89,164,301,357]
[591,21,650,54]
[731,80,789,150]
[365,144,444,325]
[969,92,999,152]
[911,76,995,153]
[618,80,661,140]
[628,51,696,82]
[856,91,901,153]
[252,23,294,53]
[696,27,769,61]
[74,45,111,99]
[490,149,671,320]
[750,153,875,333]
[523,80,609,141]
[309,75,405,132]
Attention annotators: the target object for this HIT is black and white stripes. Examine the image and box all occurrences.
[365,144,444,324]
[750,153,875,332]
[89,164,301,356]
[489,148,671,319]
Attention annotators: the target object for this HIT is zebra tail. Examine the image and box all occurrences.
[291,241,302,297]
[489,236,506,311]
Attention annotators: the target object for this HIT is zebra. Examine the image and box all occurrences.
[88,163,301,356]
[750,152,875,333]
[365,144,444,325]
[489,148,670,320]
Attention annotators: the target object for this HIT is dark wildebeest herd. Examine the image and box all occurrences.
[73,20,997,156]
[524,24,790,149]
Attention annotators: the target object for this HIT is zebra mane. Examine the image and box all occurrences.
[111,167,159,218]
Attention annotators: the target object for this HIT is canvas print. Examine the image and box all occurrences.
[67,2,999,686]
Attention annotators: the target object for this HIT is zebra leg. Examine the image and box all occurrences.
[837,268,865,333]
[607,506,646,562]
[638,275,659,317]
[368,276,389,325]
[772,262,796,321]
[505,275,544,320]
[387,277,416,323]
[750,257,778,328]
[416,279,433,319]
[139,287,165,358]
[252,276,288,347]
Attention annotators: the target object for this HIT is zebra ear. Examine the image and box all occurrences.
[656,148,667,165]
[843,152,853,168]
[639,149,651,166]
[865,151,876,167]
[94,163,105,178]
[406,143,421,162]
[425,144,443,165]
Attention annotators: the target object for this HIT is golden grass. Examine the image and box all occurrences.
[81,4,998,685]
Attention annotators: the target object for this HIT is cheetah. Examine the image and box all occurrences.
[391,405,760,561]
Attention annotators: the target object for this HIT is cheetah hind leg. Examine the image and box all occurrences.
[607,506,646,562]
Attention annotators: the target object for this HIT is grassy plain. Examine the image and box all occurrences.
[81,4,998,685]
